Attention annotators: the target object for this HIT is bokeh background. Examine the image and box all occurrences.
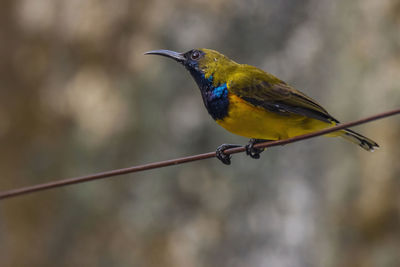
[1,0,400,266]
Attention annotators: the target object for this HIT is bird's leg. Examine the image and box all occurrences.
[245,139,269,159]
[216,144,241,165]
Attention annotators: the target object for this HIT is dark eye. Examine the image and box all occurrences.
[191,50,200,60]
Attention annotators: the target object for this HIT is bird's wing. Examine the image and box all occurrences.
[228,68,339,123]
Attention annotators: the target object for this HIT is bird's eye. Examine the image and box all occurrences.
[191,51,200,60]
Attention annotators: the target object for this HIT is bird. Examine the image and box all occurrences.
[145,48,379,164]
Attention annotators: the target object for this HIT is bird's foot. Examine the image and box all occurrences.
[245,139,267,159]
[216,144,241,165]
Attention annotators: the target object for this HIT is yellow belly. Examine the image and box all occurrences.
[216,94,335,140]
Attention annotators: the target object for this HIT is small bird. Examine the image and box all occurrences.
[145,49,379,164]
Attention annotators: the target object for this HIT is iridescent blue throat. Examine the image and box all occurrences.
[190,72,229,120]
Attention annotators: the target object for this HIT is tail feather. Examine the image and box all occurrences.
[341,129,379,151]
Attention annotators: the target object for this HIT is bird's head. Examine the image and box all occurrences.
[145,48,238,86]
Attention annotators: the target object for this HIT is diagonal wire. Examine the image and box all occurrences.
[0,107,399,200]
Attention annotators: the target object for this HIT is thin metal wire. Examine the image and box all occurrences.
[1,108,399,200]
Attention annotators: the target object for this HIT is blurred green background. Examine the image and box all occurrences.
[1,0,400,266]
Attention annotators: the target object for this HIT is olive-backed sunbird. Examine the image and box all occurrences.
[145,49,379,164]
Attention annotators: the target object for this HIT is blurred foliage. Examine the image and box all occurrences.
[0,0,399,266]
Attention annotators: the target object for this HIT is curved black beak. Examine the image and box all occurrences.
[144,50,185,63]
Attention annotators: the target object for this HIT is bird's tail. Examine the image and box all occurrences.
[340,129,379,151]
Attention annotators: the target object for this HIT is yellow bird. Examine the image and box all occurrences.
[145,48,379,164]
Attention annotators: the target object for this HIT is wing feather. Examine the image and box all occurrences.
[228,67,339,123]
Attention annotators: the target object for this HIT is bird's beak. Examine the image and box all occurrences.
[144,49,185,63]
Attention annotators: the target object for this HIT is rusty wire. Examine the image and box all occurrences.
[0,107,399,200]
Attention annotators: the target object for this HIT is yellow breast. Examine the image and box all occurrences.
[216,93,334,140]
